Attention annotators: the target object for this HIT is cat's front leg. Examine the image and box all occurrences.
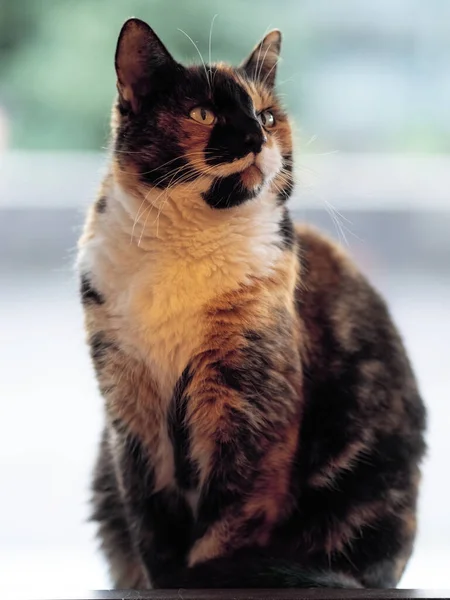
[111,426,193,585]
[176,320,303,569]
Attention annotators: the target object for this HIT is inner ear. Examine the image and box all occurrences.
[241,30,282,89]
[115,18,177,113]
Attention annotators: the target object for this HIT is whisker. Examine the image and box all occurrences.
[262,56,280,88]
[325,201,363,242]
[130,195,150,244]
[138,167,187,246]
[208,14,218,85]
[115,149,222,177]
[304,134,318,148]
[324,200,349,247]
[252,25,271,80]
[178,28,211,92]
[254,40,264,80]
[257,42,272,83]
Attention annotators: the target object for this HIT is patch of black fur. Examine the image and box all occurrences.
[89,332,117,367]
[96,196,107,213]
[119,432,193,580]
[80,274,105,305]
[276,154,294,204]
[278,208,295,250]
[237,513,266,539]
[109,416,128,436]
[202,173,258,209]
[204,74,264,164]
[331,512,404,587]
[91,429,136,562]
[215,363,243,392]
[295,430,419,540]
[296,321,362,479]
[169,366,199,489]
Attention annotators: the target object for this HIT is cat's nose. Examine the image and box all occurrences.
[244,127,267,154]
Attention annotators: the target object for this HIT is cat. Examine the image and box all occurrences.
[77,18,426,589]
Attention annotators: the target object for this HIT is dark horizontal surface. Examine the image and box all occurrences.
[35,590,450,600]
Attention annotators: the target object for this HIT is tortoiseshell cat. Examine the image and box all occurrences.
[78,18,426,589]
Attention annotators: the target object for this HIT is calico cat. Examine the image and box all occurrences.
[78,18,426,589]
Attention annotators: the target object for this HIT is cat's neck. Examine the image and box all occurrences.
[106,178,285,281]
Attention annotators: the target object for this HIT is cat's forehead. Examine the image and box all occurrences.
[183,63,273,112]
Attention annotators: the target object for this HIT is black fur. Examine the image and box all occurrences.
[278,208,295,250]
[117,431,193,581]
[169,366,199,490]
[205,73,264,164]
[202,173,259,209]
[276,154,294,204]
[96,196,107,213]
[89,332,117,367]
[80,274,105,305]
[154,549,362,589]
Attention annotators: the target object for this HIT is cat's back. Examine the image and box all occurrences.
[295,223,413,369]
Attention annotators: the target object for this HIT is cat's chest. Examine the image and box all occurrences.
[112,259,210,401]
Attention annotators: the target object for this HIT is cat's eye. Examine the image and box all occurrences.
[189,106,216,126]
[259,110,275,129]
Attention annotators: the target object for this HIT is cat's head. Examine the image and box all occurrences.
[112,18,293,210]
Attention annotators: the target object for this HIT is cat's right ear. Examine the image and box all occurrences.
[115,18,176,114]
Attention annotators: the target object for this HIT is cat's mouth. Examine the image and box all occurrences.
[195,145,282,192]
[209,151,276,181]
[240,163,264,189]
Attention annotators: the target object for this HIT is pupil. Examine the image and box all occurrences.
[201,108,207,120]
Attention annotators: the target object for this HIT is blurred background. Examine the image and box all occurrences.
[0,0,449,596]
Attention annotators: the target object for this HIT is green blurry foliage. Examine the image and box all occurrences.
[0,0,305,150]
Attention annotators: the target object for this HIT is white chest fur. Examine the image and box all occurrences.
[78,182,283,401]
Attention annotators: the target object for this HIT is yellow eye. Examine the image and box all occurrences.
[189,106,216,126]
[259,110,275,129]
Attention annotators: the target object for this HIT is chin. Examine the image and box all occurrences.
[255,144,283,183]
[202,147,283,211]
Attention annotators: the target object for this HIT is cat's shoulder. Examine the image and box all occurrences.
[295,223,361,288]
[294,223,398,351]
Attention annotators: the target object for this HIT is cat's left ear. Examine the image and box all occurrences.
[241,30,282,89]
[115,18,177,113]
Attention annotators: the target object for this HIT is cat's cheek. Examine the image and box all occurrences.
[256,144,283,183]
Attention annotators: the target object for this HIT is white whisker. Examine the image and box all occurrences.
[208,14,218,85]
[261,55,280,87]
[178,28,211,93]
[325,200,348,247]
[257,42,272,82]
